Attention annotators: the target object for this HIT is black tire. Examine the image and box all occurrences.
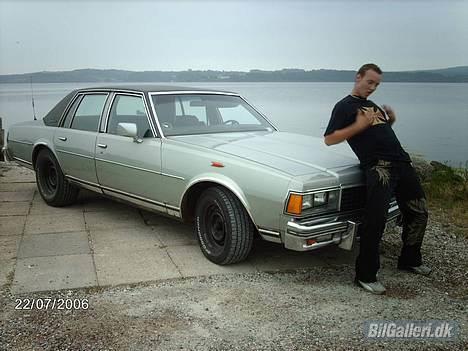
[195,186,254,265]
[35,149,79,207]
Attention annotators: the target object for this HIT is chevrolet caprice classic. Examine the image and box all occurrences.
[3,85,399,264]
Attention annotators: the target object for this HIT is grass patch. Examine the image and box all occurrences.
[422,162,468,238]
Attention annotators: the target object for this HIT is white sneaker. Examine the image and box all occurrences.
[356,279,386,295]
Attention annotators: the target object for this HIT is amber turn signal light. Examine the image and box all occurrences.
[286,194,303,215]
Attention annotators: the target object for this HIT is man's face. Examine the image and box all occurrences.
[354,70,382,98]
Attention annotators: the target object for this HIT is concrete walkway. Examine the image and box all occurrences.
[0,163,355,294]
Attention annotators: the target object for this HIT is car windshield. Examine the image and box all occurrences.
[151,94,274,136]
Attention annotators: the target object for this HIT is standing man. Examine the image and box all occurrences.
[324,63,431,295]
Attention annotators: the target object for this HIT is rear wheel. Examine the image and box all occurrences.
[195,186,254,264]
[35,149,79,206]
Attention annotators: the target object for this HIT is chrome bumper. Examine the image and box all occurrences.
[284,203,400,251]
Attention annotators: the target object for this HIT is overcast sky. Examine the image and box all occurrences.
[0,0,467,75]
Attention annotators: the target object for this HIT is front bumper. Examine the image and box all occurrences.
[284,202,400,251]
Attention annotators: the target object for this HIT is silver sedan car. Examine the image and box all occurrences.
[4,85,399,264]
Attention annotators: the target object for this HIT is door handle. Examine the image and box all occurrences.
[97,143,107,149]
[58,137,67,141]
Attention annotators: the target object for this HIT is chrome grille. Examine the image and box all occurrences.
[340,186,367,211]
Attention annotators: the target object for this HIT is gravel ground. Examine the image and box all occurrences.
[0,215,466,351]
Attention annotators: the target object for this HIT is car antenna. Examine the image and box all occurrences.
[30,76,37,120]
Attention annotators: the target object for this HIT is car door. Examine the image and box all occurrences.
[94,93,165,211]
[54,92,109,189]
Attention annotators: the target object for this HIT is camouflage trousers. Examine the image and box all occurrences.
[356,160,428,283]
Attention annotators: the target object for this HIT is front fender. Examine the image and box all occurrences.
[181,172,254,223]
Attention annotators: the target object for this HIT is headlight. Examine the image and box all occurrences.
[285,189,339,216]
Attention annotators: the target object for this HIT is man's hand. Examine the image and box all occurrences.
[355,107,374,129]
[324,108,373,146]
[382,104,396,125]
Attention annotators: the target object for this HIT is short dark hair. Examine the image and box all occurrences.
[357,63,382,76]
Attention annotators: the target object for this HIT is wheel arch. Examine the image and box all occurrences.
[180,178,257,229]
[32,142,59,170]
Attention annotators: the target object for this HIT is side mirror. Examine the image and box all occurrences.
[116,123,142,143]
[116,123,137,137]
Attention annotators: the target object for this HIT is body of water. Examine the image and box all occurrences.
[1,82,467,166]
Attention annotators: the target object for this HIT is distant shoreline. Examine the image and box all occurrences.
[1,66,467,84]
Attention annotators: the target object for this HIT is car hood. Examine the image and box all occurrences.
[171,131,360,177]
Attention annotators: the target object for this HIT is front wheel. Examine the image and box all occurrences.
[195,187,254,265]
[35,149,79,206]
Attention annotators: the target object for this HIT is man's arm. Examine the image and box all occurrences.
[324,109,373,145]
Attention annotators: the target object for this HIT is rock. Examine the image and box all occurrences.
[411,156,434,181]
[430,160,452,171]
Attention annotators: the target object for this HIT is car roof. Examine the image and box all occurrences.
[75,84,237,95]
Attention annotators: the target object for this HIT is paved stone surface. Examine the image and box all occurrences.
[0,191,34,202]
[0,164,36,183]
[12,254,97,293]
[84,209,146,231]
[90,227,162,253]
[94,247,181,286]
[0,216,26,236]
[18,231,91,258]
[24,213,86,235]
[0,236,21,260]
[0,258,15,287]
[0,201,30,216]
[0,182,36,192]
[29,192,84,215]
[0,163,353,294]
[166,245,258,277]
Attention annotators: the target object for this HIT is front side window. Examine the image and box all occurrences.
[107,95,154,138]
[70,94,107,132]
[152,94,272,136]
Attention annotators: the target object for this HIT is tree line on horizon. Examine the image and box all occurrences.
[1,66,467,83]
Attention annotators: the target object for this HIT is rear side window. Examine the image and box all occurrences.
[61,95,83,128]
[70,94,107,132]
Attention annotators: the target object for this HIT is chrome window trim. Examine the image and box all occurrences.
[148,91,276,138]
[60,93,84,128]
[59,91,110,128]
[67,92,110,132]
[102,92,158,139]
[239,96,279,131]
[58,91,81,127]
[148,93,166,138]
[150,90,240,96]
